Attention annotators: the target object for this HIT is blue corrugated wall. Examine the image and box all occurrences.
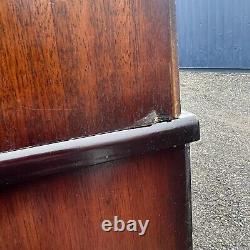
[176,0,250,69]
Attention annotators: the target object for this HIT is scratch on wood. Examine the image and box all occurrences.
[130,111,172,129]
[18,105,72,111]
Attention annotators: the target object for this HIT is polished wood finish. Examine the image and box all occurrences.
[0,111,199,185]
[0,1,196,249]
[0,0,180,152]
[0,147,191,250]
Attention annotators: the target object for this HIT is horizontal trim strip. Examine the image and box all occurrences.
[0,111,199,186]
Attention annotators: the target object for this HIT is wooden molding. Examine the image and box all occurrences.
[0,111,199,186]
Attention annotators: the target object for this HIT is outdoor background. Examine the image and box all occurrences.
[176,0,250,69]
[176,1,250,249]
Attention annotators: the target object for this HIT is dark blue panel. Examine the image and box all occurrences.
[176,0,250,69]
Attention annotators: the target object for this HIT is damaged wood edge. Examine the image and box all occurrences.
[169,0,181,118]
[0,111,200,186]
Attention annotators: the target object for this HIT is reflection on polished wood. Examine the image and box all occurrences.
[0,0,179,152]
[0,111,199,185]
[0,147,192,250]
[0,0,197,249]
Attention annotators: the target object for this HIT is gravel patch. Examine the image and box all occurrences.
[180,70,250,250]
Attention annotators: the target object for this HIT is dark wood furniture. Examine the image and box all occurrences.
[0,0,199,249]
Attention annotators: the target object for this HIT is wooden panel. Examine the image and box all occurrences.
[0,0,180,152]
[0,147,191,250]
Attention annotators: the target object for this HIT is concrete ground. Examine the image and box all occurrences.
[179,70,250,250]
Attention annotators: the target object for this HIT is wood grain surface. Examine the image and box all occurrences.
[0,111,199,185]
[0,1,193,249]
[0,147,191,250]
[0,0,180,152]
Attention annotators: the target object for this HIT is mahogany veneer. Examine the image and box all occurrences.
[0,0,199,249]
